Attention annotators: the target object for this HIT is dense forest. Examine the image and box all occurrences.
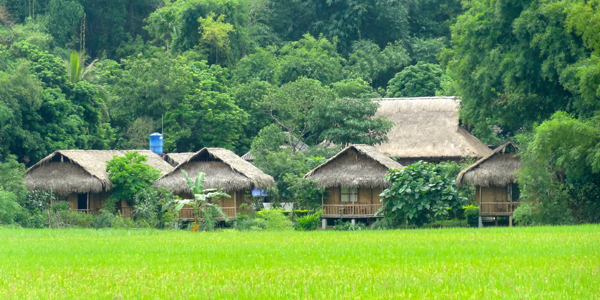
[1,0,600,225]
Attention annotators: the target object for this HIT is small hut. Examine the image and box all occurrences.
[154,148,275,219]
[373,97,492,165]
[456,142,522,227]
[25,150,173,214]
[304,144,403,228]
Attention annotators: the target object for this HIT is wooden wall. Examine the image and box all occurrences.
[325,187,383,204]
[66,192,110,210]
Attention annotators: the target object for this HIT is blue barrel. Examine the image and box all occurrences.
[149,133,163,154]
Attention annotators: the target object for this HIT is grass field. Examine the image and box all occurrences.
[0,226,599,299]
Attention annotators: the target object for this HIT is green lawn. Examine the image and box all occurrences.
[0,226,599,299]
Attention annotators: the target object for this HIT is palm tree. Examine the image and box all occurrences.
[63,51,109,120]
[177,171,230,231]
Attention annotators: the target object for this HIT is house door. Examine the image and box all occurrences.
[77,193,88,210]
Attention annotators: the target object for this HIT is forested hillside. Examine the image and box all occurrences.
[1,0,600,224]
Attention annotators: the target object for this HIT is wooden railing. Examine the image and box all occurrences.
[480,202,521,216]
[179,207,237,221]
[322,204,383,218]
[73,209,100,215]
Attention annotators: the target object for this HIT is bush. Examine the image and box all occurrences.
[370,218,398,230]
[111,216,136,229]
[23,190,51,212]
[464,205,479,227]
[294,211,321,231]
[380,161,467,226]
[92,211,115,229]
[333,219,366,231]
[0,191,21,224]
[62,211,94,228]
[255,208,292,231]
[106,151,161,205]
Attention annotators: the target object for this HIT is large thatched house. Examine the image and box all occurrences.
[374,97,492,165]
[304,144,403,227]
[154,148,275,219]
[25,150,174,214]
[456,142,522,227]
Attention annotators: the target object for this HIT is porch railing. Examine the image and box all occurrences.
[179,207,237,221]
[321,204,383,218]
[479,202,521,216]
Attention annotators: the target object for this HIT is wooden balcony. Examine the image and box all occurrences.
[480,202,521,217]
[179,207,237,221]
[322,204,383,218]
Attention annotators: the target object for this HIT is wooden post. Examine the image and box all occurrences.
[234,191,237,217]
[494,217,498,226]
[509,215,513,227]
[86,192,90,213]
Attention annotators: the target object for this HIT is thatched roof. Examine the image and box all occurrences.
[456,142,522,187]
[163,152,195,167]
[304,144,403,188]
[241,151,254,162]
[373,97,492,159]
[154,148,275,193]
[25,150,174,195]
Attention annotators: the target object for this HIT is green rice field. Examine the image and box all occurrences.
[0,226,599,299]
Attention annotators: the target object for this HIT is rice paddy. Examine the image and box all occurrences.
[0,225,599,299]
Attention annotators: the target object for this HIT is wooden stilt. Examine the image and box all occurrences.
[234,191,237,217]
[509,215,513,227]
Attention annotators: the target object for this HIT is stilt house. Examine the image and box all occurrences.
[456,142,523,226]
[304,144,403,228]
[24,150,174,214]
[154,148,275,220]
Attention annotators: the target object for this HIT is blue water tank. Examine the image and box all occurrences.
[149,133,163,154]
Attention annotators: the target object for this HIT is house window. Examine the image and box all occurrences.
[340,187,358,203]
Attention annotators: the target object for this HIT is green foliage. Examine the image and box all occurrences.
[380,161,466,226]
[198,12,235,65]
[463,205,479,227]
[46,0,83,50]
[346,40,410,88]
[110,215,136,229]
[255,208,292,231]
[444,0,591,142]
[517,112,600,224]
[106,151,161,204]
[293,211,321,231]
[178,170,230,230]
[61,210,94,228]
[333,219,366,231]
[386,62,442,97]
[0,190,21,224]
[370,218,398,230]
[0,155,27,202]
[283,175,325,210]
[131,187,181,229]
[92,211,115,229]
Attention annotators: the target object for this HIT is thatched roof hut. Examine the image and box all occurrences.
[373,97,492,163]
[25,150,174,195]
[304,144,403,189]
[154,148,275,194]
[163,152,195,167]
[456,142,522,187]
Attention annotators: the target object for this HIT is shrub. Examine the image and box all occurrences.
[62,211,94,228]
[380,161,467,226]
[464,205,479,227]
[23,190,51,212]
[294,211,321,231]
[256,208,292,231]
[371,218,398,230]
[106,151,161,205]
[92,211,115,229]
[111,216,136,229]
[0,191,21,224]
[333,219,366,231]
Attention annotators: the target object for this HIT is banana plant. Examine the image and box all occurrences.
[177,170,230,230]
